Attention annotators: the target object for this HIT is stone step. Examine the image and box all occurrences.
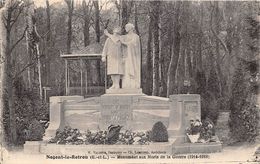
[24,138,222,155]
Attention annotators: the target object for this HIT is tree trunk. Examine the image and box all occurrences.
[26,4,42,99]
[6,11,16,146]
[177,44,185,93]
[83,19,90,46]
[120,0,133,34]
[92,1,101,84]
[163,8,174,96]
[186,48,192,77]
[151,1,160,96]
[134,3,139,35]
[46,0,51,43]
[197,2,203,71]
[214,1,224,97]
[26,3,34,91]
[45,0,51,86]
[65,0,74,54]
[158,13,165,96]
[166,2,182,97]
[0,8,5,147]
[144,9,153,95]
[83,0,90,47]
[121,0,128,34]
[96,59,101,85]
[2,6,17,145]
[82,0,91,46]
[36,44,42,99]
[93,0,100,43]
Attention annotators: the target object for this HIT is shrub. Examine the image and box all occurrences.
[229,59,259,142]
[195,69,220,125]
[195,70,207,94]
[26,118,45,141]
[229,92,259,142]
[228,16,259,142]
[151,121,168,142]
[13,78,49,145]
[207,67,221,98]
[201,92,219,125]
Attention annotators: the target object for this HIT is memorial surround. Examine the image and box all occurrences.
[24,91,222,154]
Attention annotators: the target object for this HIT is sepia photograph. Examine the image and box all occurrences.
[0,0,259,163]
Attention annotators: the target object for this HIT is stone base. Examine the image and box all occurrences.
[106,88,143,94]
[44,94,202,139]
[41,142,173,155]
[24,138,222,155]
[24,141,41,154]
[172,142,222,154]
[24,139,175,155]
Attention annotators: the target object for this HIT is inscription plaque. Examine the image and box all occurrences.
[184,101,200,127]
[100,95,133,129]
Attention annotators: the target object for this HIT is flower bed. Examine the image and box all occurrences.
[48,126,152,145]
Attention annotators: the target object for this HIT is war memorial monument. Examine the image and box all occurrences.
[24,23,222,156]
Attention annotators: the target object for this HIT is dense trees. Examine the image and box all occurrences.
[1,0,28,145]
[0,0,259,146]
[229,16,259,142]
[166,1,182,97]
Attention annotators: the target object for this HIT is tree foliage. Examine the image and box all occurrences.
[228,15,259,142]
[229,60,259,142]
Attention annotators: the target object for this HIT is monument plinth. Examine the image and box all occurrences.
[25,93,222,155]
[44,94,200,138]
[106,88,143,94]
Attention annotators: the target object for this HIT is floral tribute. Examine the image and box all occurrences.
[185,118,217,143]
[200,119,216,142]
[186,118,202,135]
[48,126,152,145]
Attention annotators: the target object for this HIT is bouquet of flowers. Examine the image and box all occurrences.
[186,118,202,135]
[200,119,216,142]
[185,117,216,143]
[185,118,202,143]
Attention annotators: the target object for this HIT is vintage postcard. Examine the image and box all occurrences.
[0,0,259,163]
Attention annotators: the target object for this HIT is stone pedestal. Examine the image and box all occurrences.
[24,139,222,155]
[39,140,174,155]
[26,94,223,155]
[168,94,201,142]
[24,141,41,154]
[106,88,143,94]
[43,96,84,140]
[44,94,200,139]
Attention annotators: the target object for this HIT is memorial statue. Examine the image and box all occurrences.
[102,27,124,89]
[104,23,141,90]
